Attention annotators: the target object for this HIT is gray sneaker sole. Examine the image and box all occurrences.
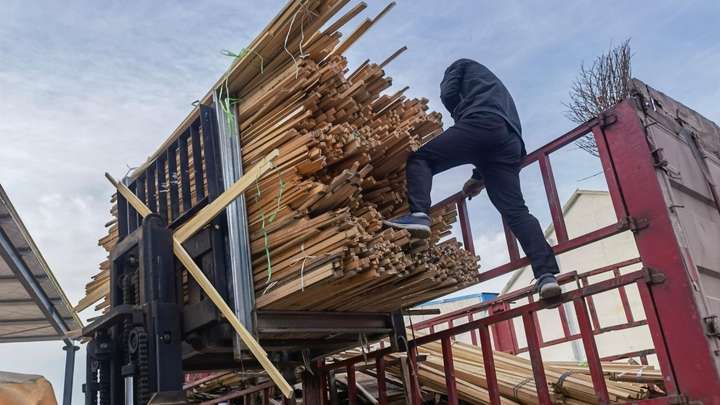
[383,221,431,239]
[539,282,562,299]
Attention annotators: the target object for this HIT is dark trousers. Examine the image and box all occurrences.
[406,113,559,278]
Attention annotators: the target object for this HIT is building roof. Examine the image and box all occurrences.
[501,189,610,294]
[0,185,82,343]
[415,292,498,307]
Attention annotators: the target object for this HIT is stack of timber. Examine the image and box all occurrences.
[79,0,480,314]
[383,338,663,404]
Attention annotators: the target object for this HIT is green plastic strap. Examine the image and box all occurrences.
[256,164,285,283]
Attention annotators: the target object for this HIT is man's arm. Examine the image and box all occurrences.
[440,59,468,114]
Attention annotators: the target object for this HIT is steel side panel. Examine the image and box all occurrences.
[605,100,720,399]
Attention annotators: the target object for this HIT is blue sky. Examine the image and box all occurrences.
[1,0,719,400]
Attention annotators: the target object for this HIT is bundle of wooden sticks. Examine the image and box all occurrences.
[80,0,480,314]
[384,338,663,404]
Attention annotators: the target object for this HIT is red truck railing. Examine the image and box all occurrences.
[410,257,652,363]
[198,99,720,404]
[313,100,720,405]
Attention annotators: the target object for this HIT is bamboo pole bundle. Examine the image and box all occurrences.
[382,338,659,404]
[81,0,479,315]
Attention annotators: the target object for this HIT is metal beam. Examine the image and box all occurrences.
[0,317,71,326]
[0,227,72,343]
[214,92,257,353]
[0,297,61,306]
[62,344,79,405]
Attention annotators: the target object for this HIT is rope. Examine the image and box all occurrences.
[254,162,285,284]
[289,242,317,291]
[512,377,534,399]
[553,371,578,393]
[284,9,303,79]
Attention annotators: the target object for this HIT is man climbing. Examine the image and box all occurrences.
[384,58,561,299]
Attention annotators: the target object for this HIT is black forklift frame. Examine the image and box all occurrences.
[107,101,406,375]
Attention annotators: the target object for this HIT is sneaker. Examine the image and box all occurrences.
[383,213,432,239]
[536,274,561,299]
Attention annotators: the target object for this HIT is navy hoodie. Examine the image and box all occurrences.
[440,58,523,140]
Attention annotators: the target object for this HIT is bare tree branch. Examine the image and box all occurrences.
[564,39,632,156]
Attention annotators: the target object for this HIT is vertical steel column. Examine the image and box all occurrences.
[62,343,79,405]
[522,312,552,405]
[376,356,389,405]
[346,365,358,405]
[478,326,501,405]
[573,299,610,403]
[457,199,475,255]
[441,336,459,405]
[213,93,257,353]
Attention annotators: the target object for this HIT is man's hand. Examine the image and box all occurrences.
[463,177,484,199]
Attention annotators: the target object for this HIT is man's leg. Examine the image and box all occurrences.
[386,125,480,235]
[481,157,561,296]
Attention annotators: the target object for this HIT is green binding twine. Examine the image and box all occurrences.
[256,163,286,284]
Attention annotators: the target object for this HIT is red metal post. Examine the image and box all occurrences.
[303,368,323,405]
[376,355,389,405]
[527,295,545,345]
[573,298,610,404]
[591,125,628,220]
[346,365,358,405]
[503,218,520,262]
[479,325,501,405]
[556,304,572,338]
[468,313,478,345]
[522,312,552,405]
[538,154,569,243]
[615,268,635,323]
[441,336,459,405]
[636,281,677,394]
[581,277,601,330]
[408,346,423,405]
[601,101,720,397]
[489,303,519,354]
[457,198,476,255]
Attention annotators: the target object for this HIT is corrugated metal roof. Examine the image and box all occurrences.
[0,184,82,343]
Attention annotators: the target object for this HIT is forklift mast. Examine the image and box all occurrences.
[83,215,184,404]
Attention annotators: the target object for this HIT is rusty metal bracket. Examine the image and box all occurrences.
[667,394,690,405]
[643,267,666,285]
[598,112,617,128]
[703,315,720,338]
[619,216,650,233]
